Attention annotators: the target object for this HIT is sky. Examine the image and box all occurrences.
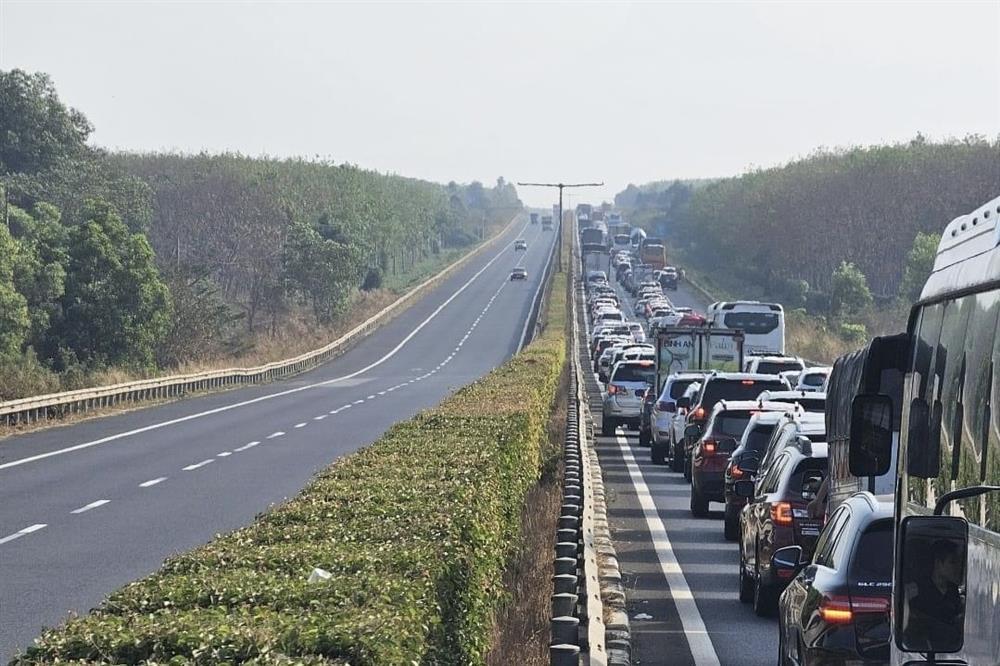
[2,1,998,207]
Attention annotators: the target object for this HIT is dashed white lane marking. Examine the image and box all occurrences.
[0,220,532,472]
[217,451,232,457]
[294,422,307,429]
[0,523,47,545]
[314,415,327,420]
[71,499,110,514]
[353,399,364,405]
[266,431,284,439]
[612,432,721,665]
[366,395,376,400]
[182,459,214,471]
[234,441,259,452]
[139,477,167,488]
[378,390,386,395]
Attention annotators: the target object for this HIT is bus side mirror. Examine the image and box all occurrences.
[849,393,893,476]
[895,515,968,655]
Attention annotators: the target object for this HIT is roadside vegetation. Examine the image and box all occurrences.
[0,69,521,401]
[15,230,568,665]
[617,137,1000,359]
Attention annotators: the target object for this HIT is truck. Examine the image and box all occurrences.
[654,326,745,394]
[582,251,606,279]
[530,212,539,225]
[845,194,1000,665]
[541,215,553,230]
[580,226,606,253]
[640,242,667,270]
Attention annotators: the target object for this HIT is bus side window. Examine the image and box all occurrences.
[934,296,973,504]
[906,303,945,487]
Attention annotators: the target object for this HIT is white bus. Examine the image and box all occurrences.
[707,300,785,355]
[850,194,1000,665]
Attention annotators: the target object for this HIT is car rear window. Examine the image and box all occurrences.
[668,379,698,400]
[848,520,894,586]
[802,373,827,387]
[711,411,754,438]
[757,360,804,375]
[612,363,656,384]
[745,423,777,453]
[702,379,787,407]
[789,459,827,499]
[797,398,826,413]
[724,312,780,334]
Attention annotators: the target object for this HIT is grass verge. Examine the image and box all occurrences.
[15,253,567,666]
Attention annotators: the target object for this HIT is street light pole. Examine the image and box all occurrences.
[517,181,603,272]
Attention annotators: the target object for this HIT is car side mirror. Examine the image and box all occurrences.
[733,479,755,498]
[894,515,968,655]
[676,397,690,410]
[771,545,804,580]
[684,424,703,439]
[848,393,893,476]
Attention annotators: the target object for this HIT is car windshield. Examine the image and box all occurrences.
[701,379,787,407]
[613,363,656,384]
[723,312,780,334]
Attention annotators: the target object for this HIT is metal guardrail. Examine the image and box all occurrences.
[1,215,522,427]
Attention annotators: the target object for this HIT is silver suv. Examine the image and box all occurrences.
[602,359,656,436]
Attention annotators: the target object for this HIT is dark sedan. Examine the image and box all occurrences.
[775,493,893,666]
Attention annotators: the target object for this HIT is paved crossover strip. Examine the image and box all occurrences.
[0,219,556,661]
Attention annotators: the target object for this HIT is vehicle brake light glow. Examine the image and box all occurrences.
[741,380,756,385]
[702,439,716,455]
[693,407,705,419]
[730,465,745,479]
[771,502,793,526]
[849,596,890,614]
[819,596,854,624]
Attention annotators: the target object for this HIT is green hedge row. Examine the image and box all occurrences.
[15,274,568,665]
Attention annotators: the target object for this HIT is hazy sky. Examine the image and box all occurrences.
[2,1,998,206]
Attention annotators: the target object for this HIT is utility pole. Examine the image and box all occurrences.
[517,181,603,271]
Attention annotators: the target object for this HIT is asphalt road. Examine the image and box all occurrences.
[0,216,557,661]
[580,255,778,665]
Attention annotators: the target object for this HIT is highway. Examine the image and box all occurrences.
[0,215,557,661]
[580,259,778,665]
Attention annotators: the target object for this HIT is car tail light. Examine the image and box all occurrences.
[771,502,793,526]
[819,596,854,624]
[608,384,627,395]
[693,406,705,420]
[702,439,717,455]
[741,380,756,386]
[818,595,887,624]
[730,465,745,479]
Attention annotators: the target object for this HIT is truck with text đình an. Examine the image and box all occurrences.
[843,194,1000,666]
[653,325,745,395]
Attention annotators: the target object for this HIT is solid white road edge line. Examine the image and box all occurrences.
[613,431,722,666]
[71,499,110,514]
[0,221,532,472]
[0,523,47,545]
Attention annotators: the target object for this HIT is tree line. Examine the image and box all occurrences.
[0,69,521,399]
[617,137,1000,326]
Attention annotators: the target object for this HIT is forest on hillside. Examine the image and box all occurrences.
[0,69,520,399]
[618,138,1000,322]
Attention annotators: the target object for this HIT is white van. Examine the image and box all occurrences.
[707,301,785,355]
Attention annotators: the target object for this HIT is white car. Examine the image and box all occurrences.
[626,322,646,343]
[795,366,832,392]
[647,373,705,462]
[743,355,805,375]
